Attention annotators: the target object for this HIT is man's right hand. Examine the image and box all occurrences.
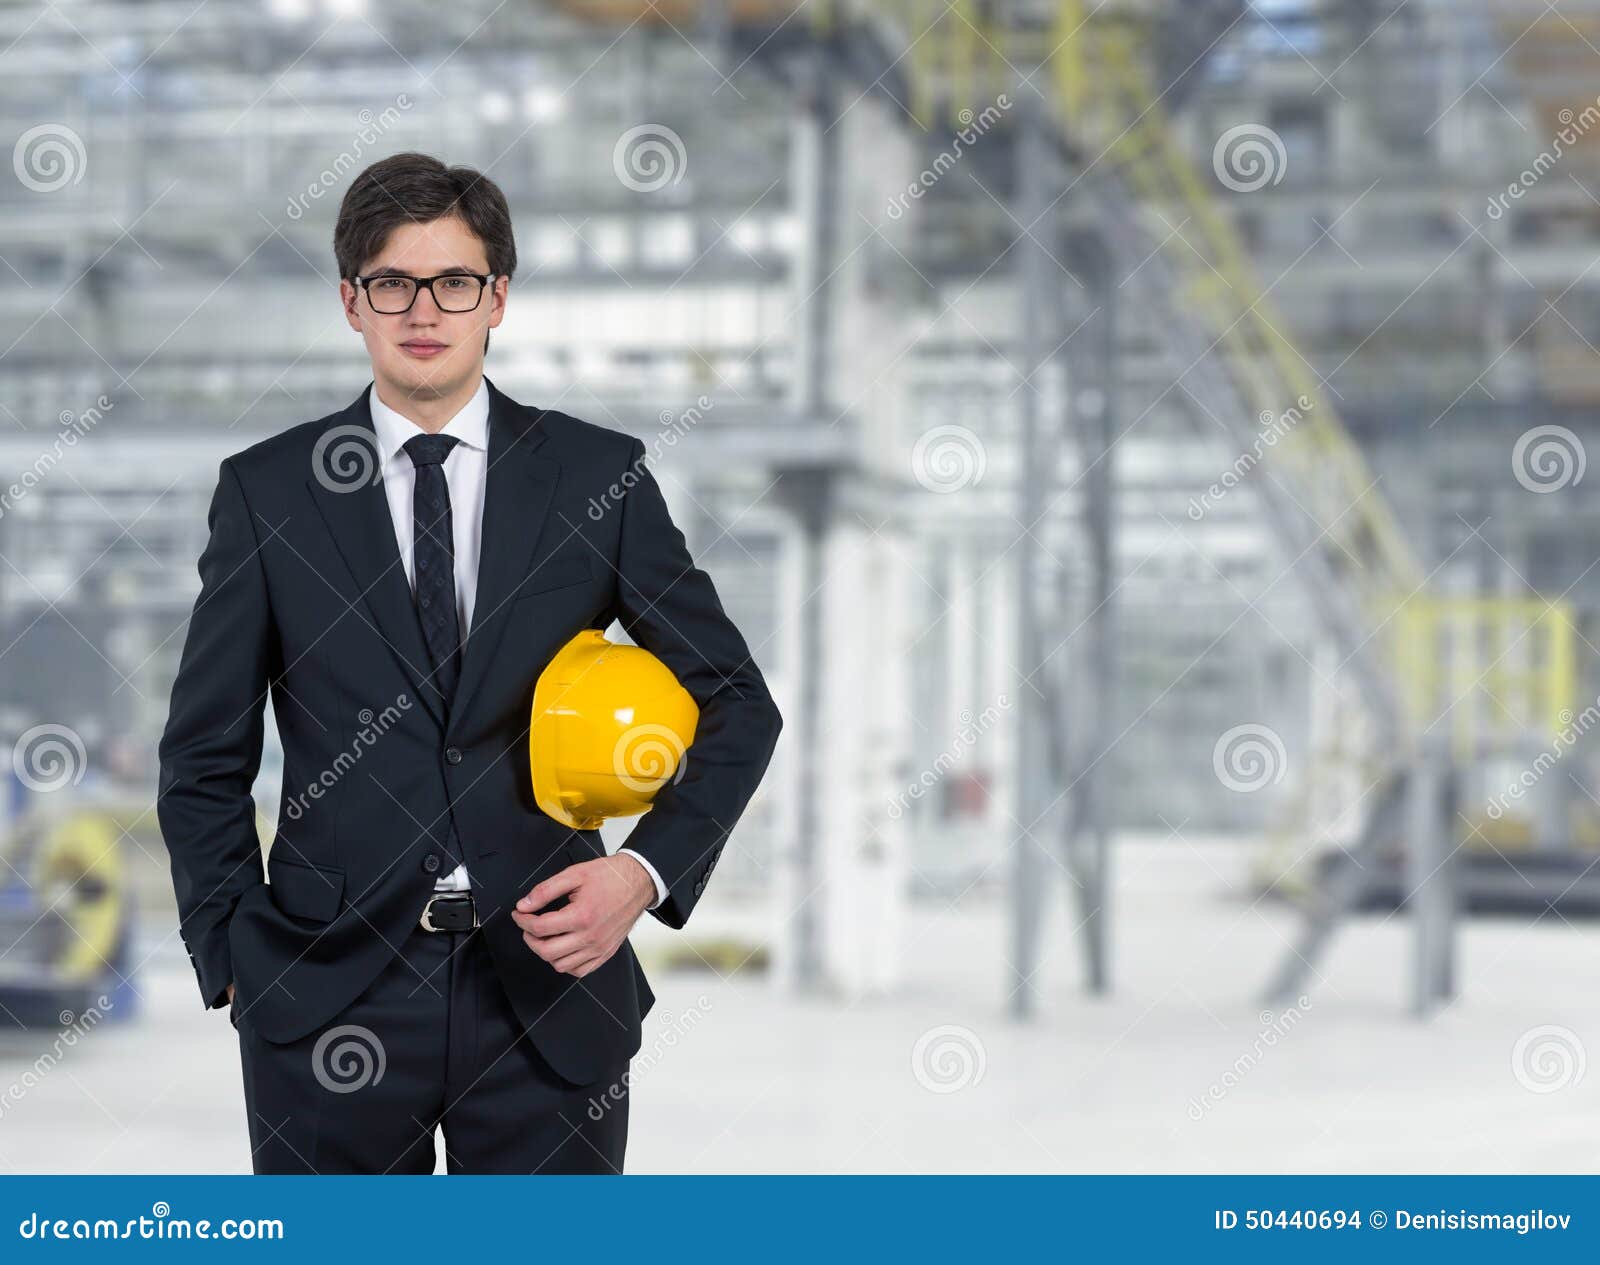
[225,982,235,1004]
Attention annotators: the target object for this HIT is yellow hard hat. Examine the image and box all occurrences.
[530,629,700,829]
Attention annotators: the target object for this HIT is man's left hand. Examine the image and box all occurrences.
[512,853,656,978]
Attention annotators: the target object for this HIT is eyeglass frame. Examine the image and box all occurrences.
[350,271,500,314]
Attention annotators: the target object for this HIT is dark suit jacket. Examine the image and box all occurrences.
[156,377,782,1085]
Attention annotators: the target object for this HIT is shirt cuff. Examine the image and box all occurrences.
[618,847,667,910]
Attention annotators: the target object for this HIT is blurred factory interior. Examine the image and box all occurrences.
[3,0,1600,1171]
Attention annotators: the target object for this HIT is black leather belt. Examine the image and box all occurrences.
[420,890,480,932]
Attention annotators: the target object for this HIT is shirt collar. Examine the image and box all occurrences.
[368,375,490,462]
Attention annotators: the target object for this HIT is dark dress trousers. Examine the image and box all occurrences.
[156,377,782,1168]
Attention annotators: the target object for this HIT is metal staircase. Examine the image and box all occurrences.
[861,0,1581,1006]
[1047,1,1579,1004]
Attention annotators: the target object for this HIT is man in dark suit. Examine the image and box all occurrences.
[157,153,782,1174]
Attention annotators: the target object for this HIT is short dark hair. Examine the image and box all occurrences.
[334,152,517,282]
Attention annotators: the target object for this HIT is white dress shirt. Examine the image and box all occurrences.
[368,377,667,910]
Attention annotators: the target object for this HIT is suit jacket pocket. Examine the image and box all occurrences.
[512,555,595,601]
[267,852,346,923]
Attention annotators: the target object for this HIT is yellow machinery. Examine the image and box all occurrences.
[32,811,123,983]
[0,804,138,1027]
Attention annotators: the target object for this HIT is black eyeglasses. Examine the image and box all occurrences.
[351,272,497,314]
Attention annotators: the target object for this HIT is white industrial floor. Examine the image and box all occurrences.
[2,838,1597,1174]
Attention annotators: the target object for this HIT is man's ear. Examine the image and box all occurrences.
[341,279,363,332]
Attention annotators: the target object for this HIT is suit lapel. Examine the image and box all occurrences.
[305,384,448,730]
[449,377,559,734]
[304,378,559,738]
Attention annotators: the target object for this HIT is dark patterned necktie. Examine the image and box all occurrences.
[403,433,463,711]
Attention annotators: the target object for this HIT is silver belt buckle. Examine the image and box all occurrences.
[420,891,479,931]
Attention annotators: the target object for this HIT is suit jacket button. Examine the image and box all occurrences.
[444,747,463,765]
[422,854,441,874]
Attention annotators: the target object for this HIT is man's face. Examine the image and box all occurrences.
[340,215,507,402]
